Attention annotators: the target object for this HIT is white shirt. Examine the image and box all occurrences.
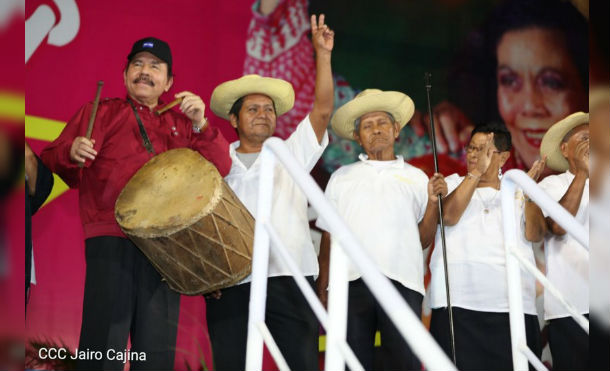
[538,171,589,319]
[429,174,537,314]
[316,154,429,295]
[225,115,328,283]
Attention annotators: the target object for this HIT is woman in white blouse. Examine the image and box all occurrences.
[428,125,545,370]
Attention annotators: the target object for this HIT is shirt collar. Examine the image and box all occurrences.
[358,153,405,168]
[125,95,164,111]
[229,140,240,155]
[230,140,262,170]
[229,141,242,164]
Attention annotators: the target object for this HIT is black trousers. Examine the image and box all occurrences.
[206,276,319,371]
[77,236,180,370]
[548,315,589,370]
[346,278,423,371]
[430,307,541,371]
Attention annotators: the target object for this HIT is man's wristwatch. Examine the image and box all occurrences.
[193,117,208,133]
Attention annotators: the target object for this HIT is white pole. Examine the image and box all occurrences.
[264,223,327,326]
[245,147,276,371]
[500,178,529,371]
[503,170,588,249]
[511,248,589,333]
[264,224,365,371]
[325,239,350,371]
[256,322,291,371]
[519,343,549,371]
[501,169,590,371]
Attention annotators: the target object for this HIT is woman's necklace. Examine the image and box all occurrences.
[475,187,499,214]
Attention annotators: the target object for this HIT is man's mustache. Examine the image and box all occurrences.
[369,133,390,142]
[134,75,154,86]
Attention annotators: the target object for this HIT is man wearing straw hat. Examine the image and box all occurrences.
[315,89,448,370]
[524,111,590,370]
[206,14,334,371]
[40,37,231,370]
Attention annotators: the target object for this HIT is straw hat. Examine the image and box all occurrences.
[330,89,415,140]
[210,74,295,120]
[540,111,589,172]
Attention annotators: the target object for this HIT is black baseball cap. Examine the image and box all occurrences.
[127,37,172,75]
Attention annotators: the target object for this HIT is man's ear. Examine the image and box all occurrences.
[164,76,174,92]
[353,131,362,146]
[393,122,400,139]
[229,114,239,129]
[560,142,569,159]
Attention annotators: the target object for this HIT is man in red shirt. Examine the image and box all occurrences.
[41,37,231,370]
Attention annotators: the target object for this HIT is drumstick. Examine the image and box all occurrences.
[156,97,184,115]
[85,81,104,139]
[79,80,104,168]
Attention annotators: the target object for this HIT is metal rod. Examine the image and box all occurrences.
[80,80,104,168]
[424,72,457,364]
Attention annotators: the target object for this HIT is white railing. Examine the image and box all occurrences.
[501,169,589,371]
[245,137,456,371]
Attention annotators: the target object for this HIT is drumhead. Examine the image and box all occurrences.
[115,148,222,238]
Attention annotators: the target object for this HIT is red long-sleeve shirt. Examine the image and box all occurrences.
[41,97,232,239]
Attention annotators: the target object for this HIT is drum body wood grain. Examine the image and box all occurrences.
[115,148,253,295]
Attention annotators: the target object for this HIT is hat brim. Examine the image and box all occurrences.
[330,91,415,140]
[540,111,589,172]
[210,76,295,120]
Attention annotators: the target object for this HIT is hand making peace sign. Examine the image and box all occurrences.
[311,14,334,53]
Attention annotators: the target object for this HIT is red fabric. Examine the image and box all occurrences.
[40,97,231,239]
[244,0,315,139]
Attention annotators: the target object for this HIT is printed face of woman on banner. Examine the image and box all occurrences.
[496,27,587,170]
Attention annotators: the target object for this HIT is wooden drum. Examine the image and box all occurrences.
[115,148,254,295]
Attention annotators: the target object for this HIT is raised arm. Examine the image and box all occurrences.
[442,173,480,226]
[443,133,494,225]
[524,157,547,242]
[309,14,334,143]
[546,142,588,236]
